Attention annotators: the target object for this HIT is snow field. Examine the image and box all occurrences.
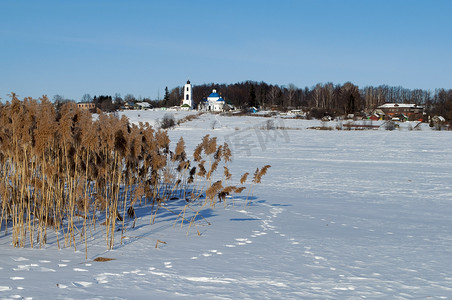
[1,111,451,299]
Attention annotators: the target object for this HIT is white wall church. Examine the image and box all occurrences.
[198,89,225,112]
[180,80,226,112]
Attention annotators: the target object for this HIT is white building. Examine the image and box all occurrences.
[134,102,152,110]
[181,80,193,110]
[199,89,225,112]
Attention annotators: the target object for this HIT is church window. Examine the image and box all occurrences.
[186,94,189,100]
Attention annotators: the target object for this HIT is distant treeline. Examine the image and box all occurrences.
[54,81,452,120]
[169,81,452,120]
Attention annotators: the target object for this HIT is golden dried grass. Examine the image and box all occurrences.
[0,96,271,258]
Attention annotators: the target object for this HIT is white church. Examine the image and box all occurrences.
[198,89,225,112]
[181,80,225,112]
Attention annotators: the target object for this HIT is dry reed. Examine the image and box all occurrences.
[0,96,270,258]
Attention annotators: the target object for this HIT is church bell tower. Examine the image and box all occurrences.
[183,80,193,109]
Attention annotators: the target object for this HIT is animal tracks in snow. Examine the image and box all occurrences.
[71,281,93,288]
[12,264,56,272]
[12,257,29,262]
[300,213,388,238]
[193,202,307,265]
[2,257,75,299]
[10,257,73,273]
[235,238,252,246]
[10,277,24,280]
[73,268,89,272]
[191,249,224,260]
[0,200,399,298]
[250,230,267,238]
[188,203,293,261]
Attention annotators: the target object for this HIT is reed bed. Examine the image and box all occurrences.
[0,95,269,258]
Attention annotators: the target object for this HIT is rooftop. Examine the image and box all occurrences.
[208,92,220,98]
[378,103,423,109]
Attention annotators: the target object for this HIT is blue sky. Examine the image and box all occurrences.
[1,0,451,101]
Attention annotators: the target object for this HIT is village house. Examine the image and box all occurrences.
[377,103,424,121]
[134,102,152,110]
[77,102,96,110]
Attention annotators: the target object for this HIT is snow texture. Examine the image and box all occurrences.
[1,111,451,299]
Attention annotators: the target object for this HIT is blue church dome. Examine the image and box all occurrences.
[208,92,220,98]
[217,97,225,102]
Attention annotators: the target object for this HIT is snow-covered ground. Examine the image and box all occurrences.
[1,111,452,299]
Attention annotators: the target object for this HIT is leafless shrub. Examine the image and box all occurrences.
[261,119,275,130]
[177,112,202,125]
[385,121,395,131]
[160,113,175,129]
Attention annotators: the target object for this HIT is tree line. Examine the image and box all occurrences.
[51,81,452,120]
[189,81,452,120]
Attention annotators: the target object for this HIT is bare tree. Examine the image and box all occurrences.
[286,83,297,108]
[312,84,322,108]
[267,85,280,107]
[124,94,135,103]
[341,82,361,114]
[114,93,122,104]
[81,93,92,103]
[323,82,334,109]
[53,94,65,103]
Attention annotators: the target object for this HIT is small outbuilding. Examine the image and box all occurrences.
[369,114,380,121]
[432,115,446,123]
[134,102,152,110]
